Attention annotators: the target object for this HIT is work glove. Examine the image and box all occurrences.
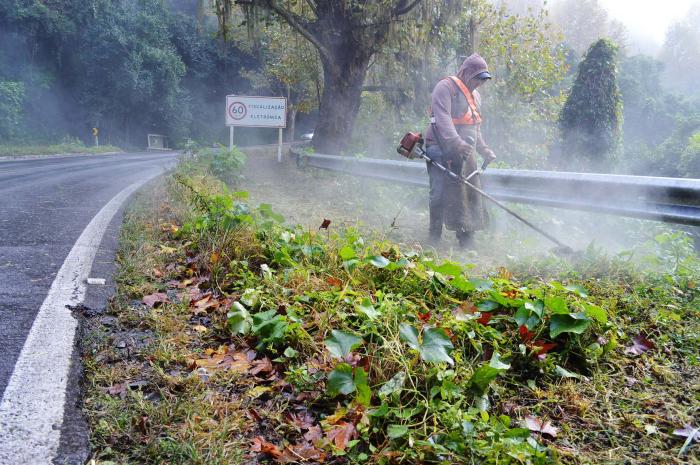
[460,144,477,173]
[482,148,496,163]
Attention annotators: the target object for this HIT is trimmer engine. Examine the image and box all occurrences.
[397,132,425,160]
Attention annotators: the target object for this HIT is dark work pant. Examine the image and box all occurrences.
[426,145,454,236]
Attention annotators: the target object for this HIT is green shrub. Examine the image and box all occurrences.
[560,39,622,171]
[0,81,25,140]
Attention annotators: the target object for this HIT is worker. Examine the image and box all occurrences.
[424,53,497,248]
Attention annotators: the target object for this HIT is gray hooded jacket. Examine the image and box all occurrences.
[425,54,491,157]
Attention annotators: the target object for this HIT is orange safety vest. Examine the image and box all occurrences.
[446,75,482,126]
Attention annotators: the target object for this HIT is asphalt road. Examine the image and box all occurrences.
[0,151,177,464]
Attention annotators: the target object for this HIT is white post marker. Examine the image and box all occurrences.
[278,127,283,163]
[225,95,287,162]
[0,173,161,465]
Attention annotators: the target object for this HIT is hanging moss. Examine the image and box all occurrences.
[560,38,622,171]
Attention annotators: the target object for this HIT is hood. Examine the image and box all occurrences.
[457,53,489,83]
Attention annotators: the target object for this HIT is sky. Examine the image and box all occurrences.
[598,0,697,52]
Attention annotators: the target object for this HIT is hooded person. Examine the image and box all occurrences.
[424,53,497,248]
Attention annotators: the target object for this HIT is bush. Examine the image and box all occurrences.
[177,145,247,185]
[680,131,700,177]
[559,39,622,171]
[0,81,25,140]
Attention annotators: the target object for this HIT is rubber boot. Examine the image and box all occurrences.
[457,231,475,249]
[428,223,442,244]
[428,206,443,244]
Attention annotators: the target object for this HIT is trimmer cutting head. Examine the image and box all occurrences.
[551,245,575,256]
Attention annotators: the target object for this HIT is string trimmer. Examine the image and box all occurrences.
[397,132,574,255]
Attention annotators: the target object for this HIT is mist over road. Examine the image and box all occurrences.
[0,152,177,464]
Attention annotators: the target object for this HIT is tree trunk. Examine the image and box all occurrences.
[288,107,297,142]
[311,49,372,154]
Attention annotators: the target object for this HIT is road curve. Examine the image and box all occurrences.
[0,151,177,464]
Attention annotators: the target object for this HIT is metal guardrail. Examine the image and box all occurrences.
[292,148,700,226]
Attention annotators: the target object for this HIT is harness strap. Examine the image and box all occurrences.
[446,75,481,125]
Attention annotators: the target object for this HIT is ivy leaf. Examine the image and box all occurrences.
[369,403,389,418]
[420,328,454,365]
[327,364,370,405]
[525,300,545,318]
[469,352,510,395]
[356,298,380,319]
[554,365,585,380]
[367,255,390,268]
[327,363,355,396]
[449,276,476,292]
[514,305,540,330]
[339,245,356,260]
[478,300,499,312]
[582,303,607,323]
[378,372,406,399]
[353,366,371,406]
[489,352,511,370]
[469,278,493,290]
[425,260,462,277]
[399,323,421,351]
[565,284,588,297]
[544,296,568,314]
[549,312,591,338]
[399,324,454,365]
[227,302,252,335]
[324,330,362,358]
[387,424,409,439]
[251,310,288,347]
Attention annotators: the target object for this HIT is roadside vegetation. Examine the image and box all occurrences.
[0,139,120,157]
[83,149,699,464]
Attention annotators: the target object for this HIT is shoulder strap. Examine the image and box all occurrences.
[447,76,481,121]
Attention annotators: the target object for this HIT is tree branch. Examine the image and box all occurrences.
[303,0,317,17]
[393,0,422,17]
[262,0,331,63]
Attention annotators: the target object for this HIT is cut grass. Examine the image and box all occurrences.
[82,151,700,465]
[0,142,121,157]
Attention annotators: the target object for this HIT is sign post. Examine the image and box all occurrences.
[278,128,283,162]
[225,95,287,161]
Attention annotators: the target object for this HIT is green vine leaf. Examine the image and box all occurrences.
[324,330,362,358]
[399,323,454,365]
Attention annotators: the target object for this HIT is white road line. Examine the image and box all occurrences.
[0,174,160,464]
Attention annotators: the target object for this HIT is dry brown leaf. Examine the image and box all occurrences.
[249,357,274,376]
[524,415,559,438]
[278,442,326,463]
[143,292,168,308]
[304,425,323,443]
[324,421,357,450]
[106,383,126,399]
[194,348,250,374]
[624,334,655,356]
[251,436,282,459]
